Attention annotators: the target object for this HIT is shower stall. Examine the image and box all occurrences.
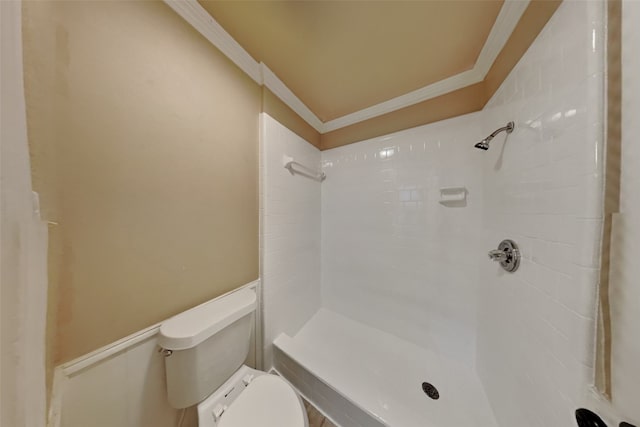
[261,1,618,426]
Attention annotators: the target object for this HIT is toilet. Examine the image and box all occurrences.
[158,287,308,427]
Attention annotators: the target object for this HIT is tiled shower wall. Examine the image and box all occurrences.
[321,1,605,425]
[261,113,322,369]
[321,113,485,365]
[476,1,605,426]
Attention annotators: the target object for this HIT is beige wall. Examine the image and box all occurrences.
[608,0,640,421]
[22,0,261,389]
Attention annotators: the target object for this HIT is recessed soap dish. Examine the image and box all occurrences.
[439,187,467,206]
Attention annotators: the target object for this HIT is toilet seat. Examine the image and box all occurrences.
[219,375,306,427]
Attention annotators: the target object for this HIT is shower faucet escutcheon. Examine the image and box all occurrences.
[488,239,520,272]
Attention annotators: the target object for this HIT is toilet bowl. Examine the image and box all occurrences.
[158,287,308,427]
[197,365,308,427]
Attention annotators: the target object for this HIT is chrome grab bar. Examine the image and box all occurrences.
[283,155,326,182]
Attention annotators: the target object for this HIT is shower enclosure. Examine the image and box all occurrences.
[261,1,617,426]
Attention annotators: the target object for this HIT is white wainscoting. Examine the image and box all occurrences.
[49,281,260,427]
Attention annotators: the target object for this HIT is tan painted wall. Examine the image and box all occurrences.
[22,0,261,386]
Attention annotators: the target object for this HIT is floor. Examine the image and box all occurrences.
[276,309,498,427]
[303,398,338,427]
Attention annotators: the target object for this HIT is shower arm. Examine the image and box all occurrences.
[474,121,515,150]
[487,122,514,139]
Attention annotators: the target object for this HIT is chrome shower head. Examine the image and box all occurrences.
[474,121,514,151]
[474,137,492,150]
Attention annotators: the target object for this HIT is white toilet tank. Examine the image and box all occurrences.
[158,288,257,409]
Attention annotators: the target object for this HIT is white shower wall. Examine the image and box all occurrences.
[320,1,605,426]
[260,113,322,369]
[321,113,485,365]
[477,1,605,426]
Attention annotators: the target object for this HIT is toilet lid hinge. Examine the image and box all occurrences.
[212,404,227,422]
[242,374,255,386]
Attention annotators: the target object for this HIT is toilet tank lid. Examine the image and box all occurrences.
[158,288,256,351]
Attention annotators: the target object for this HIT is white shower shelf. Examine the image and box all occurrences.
[439,187,467,206]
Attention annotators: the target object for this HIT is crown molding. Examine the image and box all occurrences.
[261,63,324,132]
[165,0,530,134]
[164,0,324,132]
[164,0,262,83]
[474,0,530,77]
[323,0,529,132]
[322,68,483,132]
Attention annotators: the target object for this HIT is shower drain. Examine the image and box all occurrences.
[421,382,439,400]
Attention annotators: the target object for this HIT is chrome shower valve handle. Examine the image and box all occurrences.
[488,239,520,272]
[488,249,508,262]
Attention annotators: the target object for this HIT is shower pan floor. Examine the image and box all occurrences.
[274,309,497,427]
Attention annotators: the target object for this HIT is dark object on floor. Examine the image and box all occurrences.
[575,408,608,427]
[620,422,637,427]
